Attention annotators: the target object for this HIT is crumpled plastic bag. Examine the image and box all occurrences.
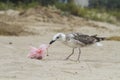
[27,44,49,60]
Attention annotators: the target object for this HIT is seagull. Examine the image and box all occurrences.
[49,32,105,61]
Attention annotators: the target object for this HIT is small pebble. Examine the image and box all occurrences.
[9,42,12,44]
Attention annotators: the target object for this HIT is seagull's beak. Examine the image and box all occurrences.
[49,40,56,45]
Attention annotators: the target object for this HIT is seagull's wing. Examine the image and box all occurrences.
[72,33,96,45]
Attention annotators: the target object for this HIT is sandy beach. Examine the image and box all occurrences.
[0,9,120,80]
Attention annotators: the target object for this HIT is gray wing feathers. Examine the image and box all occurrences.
[66,33,105,45]
[72,33,96,45]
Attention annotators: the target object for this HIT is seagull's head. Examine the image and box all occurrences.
[49,33,66,45]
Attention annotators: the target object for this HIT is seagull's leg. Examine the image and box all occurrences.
[77,48,81,62]
[47,49,49,56]
[65,48,74,60]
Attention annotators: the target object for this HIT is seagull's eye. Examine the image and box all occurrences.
[56,36,59,39]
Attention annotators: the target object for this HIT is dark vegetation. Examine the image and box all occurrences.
[0,0,119,24]
[0,0,119,9]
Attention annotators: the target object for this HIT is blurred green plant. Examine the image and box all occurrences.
[89,0,120,10]
[0,2,14,10]
[55,2,120,25]
[0,0,119,25]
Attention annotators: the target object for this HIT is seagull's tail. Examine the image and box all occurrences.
[92,35,120,42]
[91,34,106,42]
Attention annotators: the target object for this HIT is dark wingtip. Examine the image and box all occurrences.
[96,37,106,42]
[91,35,106,42]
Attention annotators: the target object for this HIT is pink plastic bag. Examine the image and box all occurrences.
[27,44,49,60]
